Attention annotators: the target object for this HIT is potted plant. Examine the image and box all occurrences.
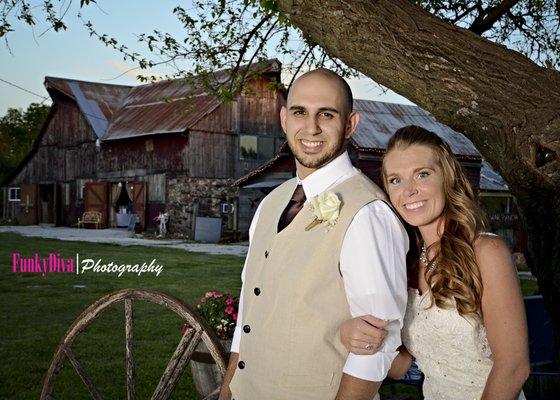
[182,291,238,399]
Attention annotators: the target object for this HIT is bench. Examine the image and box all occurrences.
[77,211,102,229]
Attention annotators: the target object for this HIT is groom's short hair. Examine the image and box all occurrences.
[289,68,354,116]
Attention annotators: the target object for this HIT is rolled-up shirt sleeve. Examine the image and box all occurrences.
[230,201,264,353]
[341,200,409,381]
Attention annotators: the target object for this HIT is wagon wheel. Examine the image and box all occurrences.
[40,288,227,400]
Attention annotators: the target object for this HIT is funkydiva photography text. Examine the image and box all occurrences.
[12,252,164,278]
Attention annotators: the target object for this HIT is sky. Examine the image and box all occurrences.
[0,1,413,115]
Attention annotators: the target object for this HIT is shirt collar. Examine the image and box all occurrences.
[297,151,357,199]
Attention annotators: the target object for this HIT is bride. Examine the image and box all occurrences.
[340,125,529,399]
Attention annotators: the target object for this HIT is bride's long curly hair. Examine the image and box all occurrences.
[382,125,488,319]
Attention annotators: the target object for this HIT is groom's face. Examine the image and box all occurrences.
[280,71,359,179]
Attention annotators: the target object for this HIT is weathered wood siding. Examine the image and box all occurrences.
[238,78,284,135]
[235,77,285,178]
[191,100,233,134]
[99,135,189,176]
[185,130,236,178]
[12,99,98,184]
[186,77,286,179]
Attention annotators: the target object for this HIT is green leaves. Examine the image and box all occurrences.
[0,103,50,184]
[196,292,239,339]
[1,0,556,97]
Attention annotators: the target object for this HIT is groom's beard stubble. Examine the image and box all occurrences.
[288,138,347,171]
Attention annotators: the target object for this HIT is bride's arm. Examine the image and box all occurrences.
[477,236,530,400]
[339,316,412,379]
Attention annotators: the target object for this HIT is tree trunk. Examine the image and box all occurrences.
[276,0,560,355]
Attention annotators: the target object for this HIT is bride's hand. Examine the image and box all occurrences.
[339,315,389,355]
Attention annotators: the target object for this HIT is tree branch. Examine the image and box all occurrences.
[450,3,479,24]
[469,0,520,35]
[287,45,315,89]
[227,14,273,88]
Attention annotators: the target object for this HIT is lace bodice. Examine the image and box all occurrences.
[402,288,525,400]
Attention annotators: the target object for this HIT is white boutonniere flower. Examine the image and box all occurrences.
[306,192,341,231]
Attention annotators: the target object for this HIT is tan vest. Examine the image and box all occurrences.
[230,172,387,400]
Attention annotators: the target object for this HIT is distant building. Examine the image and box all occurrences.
[479,160,526,253]
[2,60,285,239]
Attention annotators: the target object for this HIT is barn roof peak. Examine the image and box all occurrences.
[43,59,283,141]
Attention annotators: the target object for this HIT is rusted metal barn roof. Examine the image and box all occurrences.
[103,78,223,140]
[44,77,131,139]
[353,100,480,157]
[43,59,283,141]
[104,60,281,141]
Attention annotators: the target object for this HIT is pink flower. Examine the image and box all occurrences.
[232,312,238,321]
[213,292,221,298]
[225,305,234,315]
[205,291,214,298]
[226,296,234,305]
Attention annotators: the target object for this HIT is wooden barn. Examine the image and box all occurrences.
[2,60,285,239]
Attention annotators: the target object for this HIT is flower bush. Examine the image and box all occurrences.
[181,291,239,340]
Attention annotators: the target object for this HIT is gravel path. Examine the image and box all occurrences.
[0,225,248,257]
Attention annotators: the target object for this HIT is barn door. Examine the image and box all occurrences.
[84,182,108,228]
[19,184,38,225]
[131,182,146,230]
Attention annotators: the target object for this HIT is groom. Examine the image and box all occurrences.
[220,69,408,399]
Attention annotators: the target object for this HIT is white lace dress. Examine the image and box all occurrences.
[402,288,526,400]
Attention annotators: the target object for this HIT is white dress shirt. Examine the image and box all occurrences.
[231,151,408,381]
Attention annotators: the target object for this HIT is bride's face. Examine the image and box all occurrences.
[384,144,446,236]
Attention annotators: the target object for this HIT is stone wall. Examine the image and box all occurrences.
[166,175,238,238]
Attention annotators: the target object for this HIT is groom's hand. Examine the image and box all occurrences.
[340,315,388,355]
[218,352,239,400]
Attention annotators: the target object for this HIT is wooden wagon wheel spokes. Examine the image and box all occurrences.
[40,288,228,400]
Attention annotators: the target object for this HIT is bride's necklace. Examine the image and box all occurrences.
[420,242,438,275]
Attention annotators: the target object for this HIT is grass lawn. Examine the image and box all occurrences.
[0,232,539,400]
[0,232,244,400]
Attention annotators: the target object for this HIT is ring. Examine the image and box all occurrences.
[365,343,374,351]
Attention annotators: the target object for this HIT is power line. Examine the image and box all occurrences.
[0,76,109,123]
[0,77,50,101]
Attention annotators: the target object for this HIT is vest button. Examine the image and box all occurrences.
[238,361,245,369]
[265,250,269,258]
[243,325,251,333]
[254,287,261,296]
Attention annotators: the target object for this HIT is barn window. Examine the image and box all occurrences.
[8,187,21,202]
[240,135,258,159]
[240,135,281,160]
[259,137,275,159]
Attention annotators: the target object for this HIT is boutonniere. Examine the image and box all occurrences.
[305,192,341,231]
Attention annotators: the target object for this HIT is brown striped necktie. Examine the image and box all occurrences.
[278,185,306,232]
